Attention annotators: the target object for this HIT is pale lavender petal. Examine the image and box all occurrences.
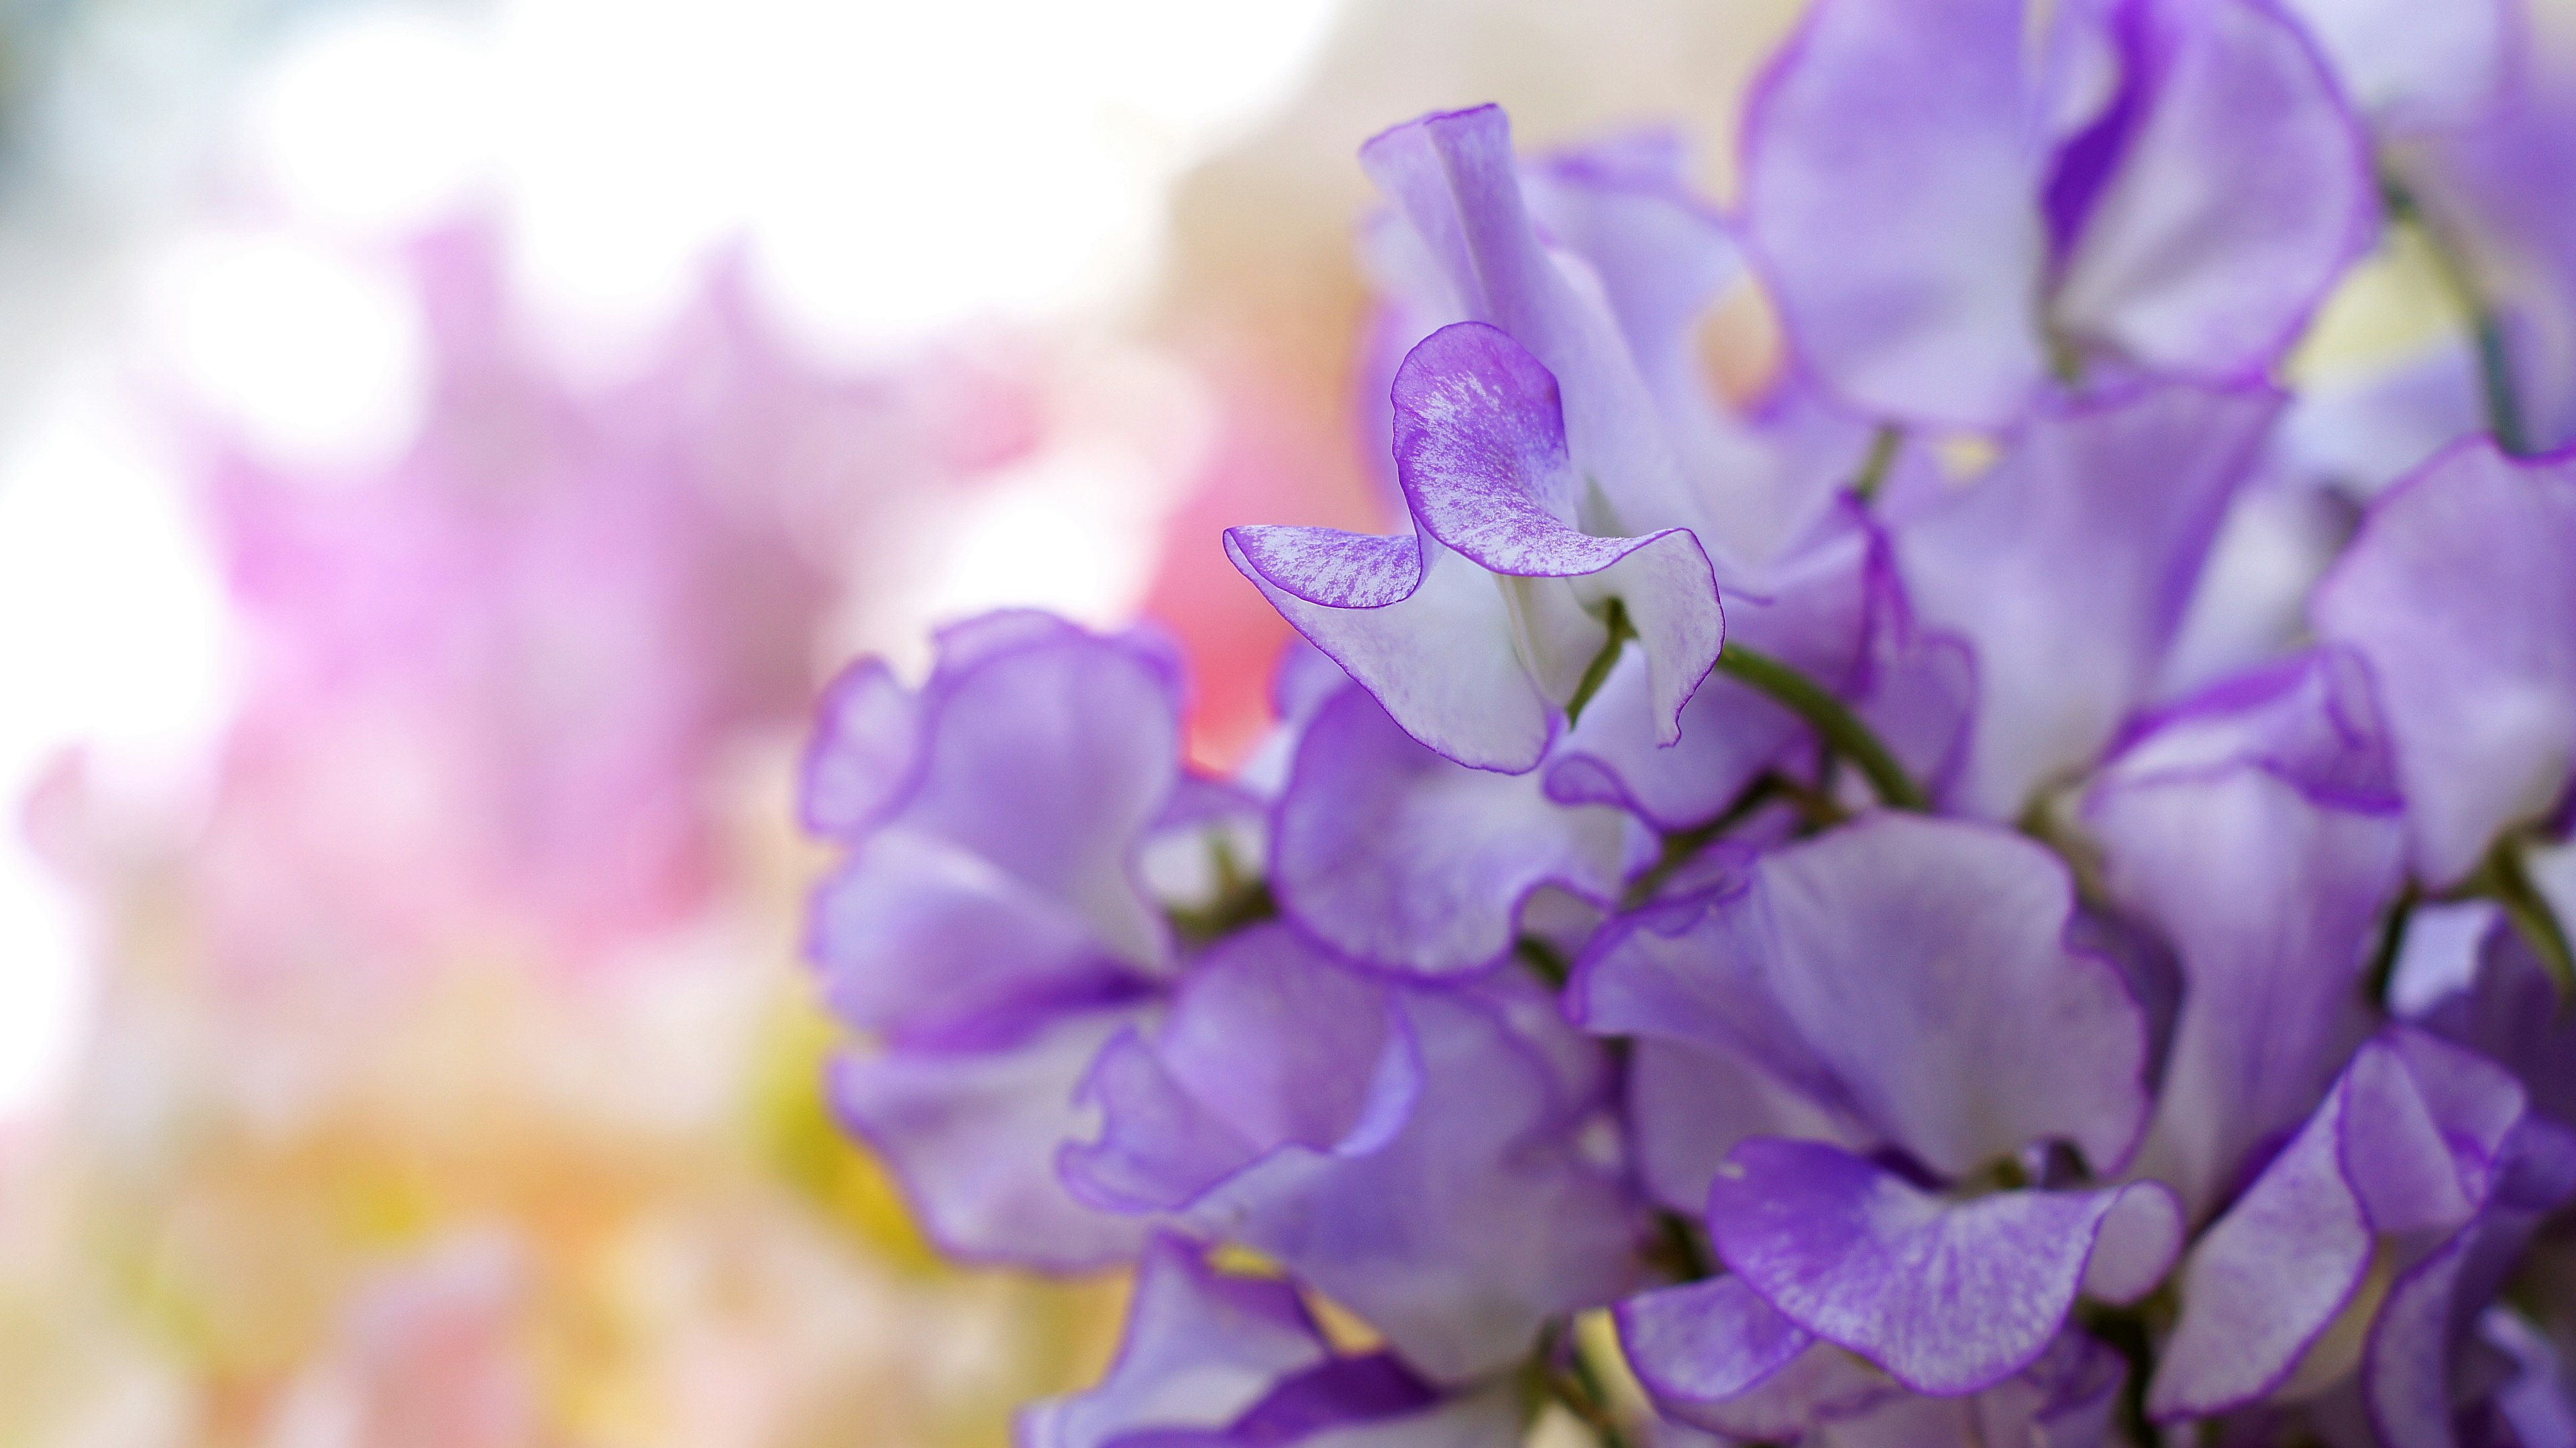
[1217,986,1641,1382]
[800,657,920,841]
[2157,471,2355,698]
[896,621,1184,968]
[812,827,1147,1041]
[1547,517,1870,830]
[2087,652,2406,1217]
[1755,813,2152,1178]
[1617,1276,1890,1442]
[2362,1117,2576,1447]
[1227,526,1555,773]
[2277,0,2517,131]
[1274,684,1649,976]
[833,1006,1150,1273]
[1741,0,2051,426]
[2402,919,2576,1129]
[1625,1038,1874,1217]
[2052,0,2373,379]
[1060,925,1418,1214]
[1892,380,2281,818]
[2311,440,2576,886]
[1021,1236,1330,1448]
[1705,1138,2182,1394]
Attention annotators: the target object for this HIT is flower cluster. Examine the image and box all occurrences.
[803,2,2576,1445]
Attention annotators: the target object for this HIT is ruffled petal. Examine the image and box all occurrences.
[1546,515,1872,831]
[1391,323,1725,744]
[1807,1333,2129,1448]
[1617,1276,1889,1442]
[1705,1137,2182,1394]
[2051,0,2372,379]
[1892,380,2281,818]
[1218,986,1640,1382]
[832,1006,1150,1273]
[2310,440,2576,886]
[1274,683,1649,976]
[1741,0,2052,426]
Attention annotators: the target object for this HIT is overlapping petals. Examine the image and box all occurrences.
[1066,926,1638,1382]
[1743,0,2371,427]
[2149,1028,2576,1425]
[1226,322,1723,773]
[1271,683,1650,974]
[2084,650,2407,1217]
[1021,1237,1519,1448]
[1888,380,2282,817]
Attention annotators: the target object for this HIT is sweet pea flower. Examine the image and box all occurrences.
[806,611,1193,1270]
[1575,813,2181,1398]
[1226,321,1724,774]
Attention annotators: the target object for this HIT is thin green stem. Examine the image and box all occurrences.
[2385,172,2531,455]
[1564,599,1637,727]
[1849,423,1904,503]
[1714,642,1928,811]
[1515,935,1572,990]
[2481,838,2575,999]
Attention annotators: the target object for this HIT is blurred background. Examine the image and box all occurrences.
[0,0,1851,1442]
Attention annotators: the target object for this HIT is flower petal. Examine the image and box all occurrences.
[2311,439,2576,886]
[2086,652,2406,1217]
[1021,1236,1330,1448]
[2051,0,2372,380]
[1706,1138,2180,1394]
[1892,380,2281,818]
[1274,683,1649,976]
[1741,0,2052,426]
[832,1006,1150,1273]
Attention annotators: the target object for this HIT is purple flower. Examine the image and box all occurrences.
[804,611,1193,1270]
[1576,813,2180,1396]
[1063,924,1640,1381]
[1884,379,2284,817]
[1226,321,1724,774]
[1743,0,2372,427]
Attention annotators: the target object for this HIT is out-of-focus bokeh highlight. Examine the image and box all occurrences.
[0,0,1833,1442]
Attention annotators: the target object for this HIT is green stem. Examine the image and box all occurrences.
[1714,642,1928,811]
[2363,883,2420,1007]
[1849,423,1904,503]
[2385,172,2530,455]
[2482,838,2575,999]
[1564,600,1637,727]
